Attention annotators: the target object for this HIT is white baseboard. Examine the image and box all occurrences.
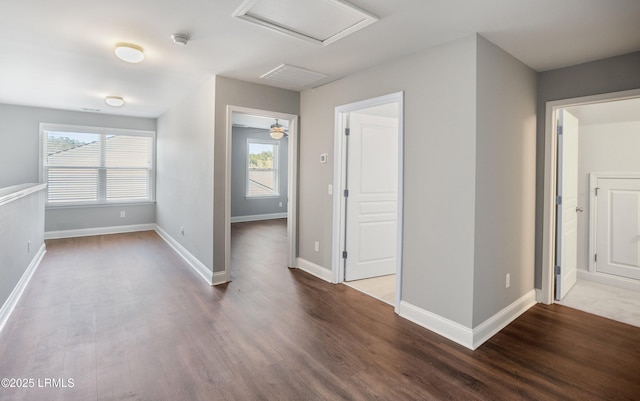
[296,258,333,283]
[212,271,227,286]
[471,289,537,349]
[398,301,473,349]
[578,270,640,292]
[0,244,46,333]
[155,225,214,286]
[45,223,156,239]
[535,288,549,304]
[398,289,537,350]
[230,213,287,223]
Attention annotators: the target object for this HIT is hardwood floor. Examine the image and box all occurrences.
[1,219,639,400]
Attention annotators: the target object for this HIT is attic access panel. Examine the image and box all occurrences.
[234,0,378,46]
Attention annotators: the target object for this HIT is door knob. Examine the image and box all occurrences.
[576,207,584,212]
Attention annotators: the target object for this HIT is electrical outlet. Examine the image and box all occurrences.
[328,184,333,195]
[180,227,185,235]
[506,273,511,288]
[120,211,126,218]
[27,240,31,253]
[279,202,283,207]
[314,241,319,252]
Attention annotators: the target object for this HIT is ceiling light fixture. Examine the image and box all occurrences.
[105,96,125,107]
[114,43,145,63]
[171,33,190,46]
[270,119,287,139]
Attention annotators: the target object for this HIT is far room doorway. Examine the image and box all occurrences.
[542,89,640,327]
[225,107,298,281]
[332,92,404,310]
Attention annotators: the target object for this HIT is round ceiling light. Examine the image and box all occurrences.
[114,43,144,63]
[105,96,125,107]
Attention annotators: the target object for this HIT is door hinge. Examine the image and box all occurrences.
[345,128,350,136]
[342,251,348,259]
[344,189,349,198]
[595,187,600,196]
[594,253,598,262]
[556,195,562,205]
[557,125,563,136]
[555,265,561,275]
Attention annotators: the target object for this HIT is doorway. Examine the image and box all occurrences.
[225,106,298,281]
[332,92,404,310]
[542,89,640,314]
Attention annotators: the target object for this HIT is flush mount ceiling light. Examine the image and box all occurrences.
[105,96,125,107]
[270,119,287,139]
[114,43,144,63]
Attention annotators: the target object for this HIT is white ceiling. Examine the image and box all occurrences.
[1,0,639,118]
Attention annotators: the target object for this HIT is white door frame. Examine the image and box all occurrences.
[331,92,404,312]
[540,88,640,304]
[225,106,299,281]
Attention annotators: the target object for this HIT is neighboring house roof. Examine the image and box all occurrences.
[47,135,151,168]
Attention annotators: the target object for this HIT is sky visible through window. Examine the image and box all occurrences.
[249,143,273,154]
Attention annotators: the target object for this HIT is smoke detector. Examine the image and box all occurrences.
[171,34,190,46]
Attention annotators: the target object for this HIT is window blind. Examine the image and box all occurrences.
[42,126,155,206]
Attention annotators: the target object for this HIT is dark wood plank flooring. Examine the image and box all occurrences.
[1,219,639,400]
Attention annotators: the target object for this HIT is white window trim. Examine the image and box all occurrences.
[246,138,279,198]
[39,123,156,207]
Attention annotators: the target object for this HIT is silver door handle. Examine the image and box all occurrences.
[576,207,584,212]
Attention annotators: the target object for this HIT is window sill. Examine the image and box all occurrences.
[45,201,156,210]
[245,195,281,200]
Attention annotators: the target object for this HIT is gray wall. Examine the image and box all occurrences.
[213,76,300,272]
[473,36,537,326]
[535,51,640,288]
[0,103,157,232]
[231,127,288,218]
[301,35,476,327]
[576,121,640,272]
[300,34,537,328]
[156,77,216,273]
[0,186,45,311]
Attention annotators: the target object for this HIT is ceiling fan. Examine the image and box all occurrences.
[270,119,288,139]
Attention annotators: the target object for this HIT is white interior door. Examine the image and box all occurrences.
[344,111,398,281]
[555,109,579,300]
[595,177,640,280]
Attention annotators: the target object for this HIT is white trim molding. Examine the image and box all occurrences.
[45,223,156,240]
[578,270,640,292]
[296,258,334,283]
[230,213,287,223]
[399,301,473,348]
[471,290,537,349]
[399,290,537,350]
[155,225,214,286]
[0,244,46,333]
[212,271,228,286]
[0,183,47,207]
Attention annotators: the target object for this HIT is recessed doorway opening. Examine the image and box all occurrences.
[541,88,640,326]
[225,106,298,282]
[332,92,404,311]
